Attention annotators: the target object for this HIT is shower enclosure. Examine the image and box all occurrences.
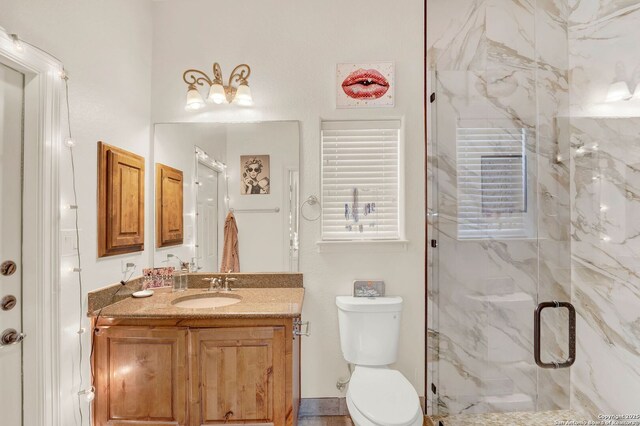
[426,0,573,416]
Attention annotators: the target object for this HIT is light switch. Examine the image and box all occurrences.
[60,230,78,257]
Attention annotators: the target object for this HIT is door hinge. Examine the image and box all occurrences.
[430,92,436,103]
[431,239,438,248]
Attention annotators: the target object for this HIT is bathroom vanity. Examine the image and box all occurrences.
[89,274,304,426]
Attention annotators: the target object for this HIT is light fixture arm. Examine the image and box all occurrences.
[228,64,251,88]
[212,62,224,85]
[182,69,214,89]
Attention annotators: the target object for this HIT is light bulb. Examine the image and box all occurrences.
[65,138,75,147]
[233,83,253,106]
[78,386,95,402]
[208,83,227,104]
[185,86,205,111]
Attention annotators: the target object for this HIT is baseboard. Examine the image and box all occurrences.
[299,398,349,416]
[299,397,426,417]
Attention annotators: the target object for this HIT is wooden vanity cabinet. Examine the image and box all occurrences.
[92,318,300,426]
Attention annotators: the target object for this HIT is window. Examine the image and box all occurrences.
[321,120,401,241]
[457,127,533,239]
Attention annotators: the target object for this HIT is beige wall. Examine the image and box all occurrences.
[151,0,425,398]
[0,0,425,417]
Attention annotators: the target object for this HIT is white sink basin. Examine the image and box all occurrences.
[172,293,242,309]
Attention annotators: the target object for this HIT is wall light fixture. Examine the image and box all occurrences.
[633,82,640,100]
[605,81,632,102]
[182,63,252,110]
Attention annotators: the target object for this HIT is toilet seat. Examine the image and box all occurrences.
[347,366,422,426]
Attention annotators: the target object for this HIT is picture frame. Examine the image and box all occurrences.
[336,62,395,108]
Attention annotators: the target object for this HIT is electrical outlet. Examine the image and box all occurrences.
[121,258,137,274]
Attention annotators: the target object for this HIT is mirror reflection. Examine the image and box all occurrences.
[153,121,300,272]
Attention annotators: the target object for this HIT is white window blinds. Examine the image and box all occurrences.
[321,120,401,241]
[457,127,532,239]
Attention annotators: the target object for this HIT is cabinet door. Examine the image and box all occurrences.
[98,142,145,257]
[156,163,184,247]
[93,327,188,426]
[190,327,286,425]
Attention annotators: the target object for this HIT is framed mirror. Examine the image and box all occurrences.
[152,121,300,272]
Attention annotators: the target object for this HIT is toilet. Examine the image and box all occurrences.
[336,296,423,426]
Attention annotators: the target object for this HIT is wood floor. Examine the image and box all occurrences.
[298,416,354,425]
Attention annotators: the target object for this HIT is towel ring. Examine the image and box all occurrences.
[301,195,321,221]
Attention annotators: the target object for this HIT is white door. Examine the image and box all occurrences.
[0,63,25,425]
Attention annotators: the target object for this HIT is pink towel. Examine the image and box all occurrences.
[220,212,240,273]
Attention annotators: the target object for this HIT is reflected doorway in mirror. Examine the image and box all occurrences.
[240,155,270,195]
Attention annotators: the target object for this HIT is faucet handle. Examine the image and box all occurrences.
[204,277,221,291]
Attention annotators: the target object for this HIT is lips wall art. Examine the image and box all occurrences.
[336,62,394,108]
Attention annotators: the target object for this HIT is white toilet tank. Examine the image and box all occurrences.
[336,296,403,366]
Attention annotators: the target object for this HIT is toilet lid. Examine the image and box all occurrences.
[349,367,421,426]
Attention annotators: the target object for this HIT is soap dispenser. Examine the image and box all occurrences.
[172,261,190,292]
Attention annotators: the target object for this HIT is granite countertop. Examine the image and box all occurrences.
[90,287,304,319]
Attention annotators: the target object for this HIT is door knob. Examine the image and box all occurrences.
[1,328,26,347]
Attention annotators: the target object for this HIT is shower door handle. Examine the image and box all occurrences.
[534,301,576,369]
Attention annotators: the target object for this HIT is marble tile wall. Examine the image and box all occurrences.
[429,0,640,418]
[568,0,640,417]
[427,0,571,416]
[569,119,640,415]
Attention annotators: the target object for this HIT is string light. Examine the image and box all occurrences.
[65,138,75,147]
[9,34,23,52]
[77,387,95,402]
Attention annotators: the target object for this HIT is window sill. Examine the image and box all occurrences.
[316,240,409,253]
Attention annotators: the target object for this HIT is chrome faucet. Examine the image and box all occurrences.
[205,277,222,292]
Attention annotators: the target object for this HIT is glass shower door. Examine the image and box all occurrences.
[428,66,572,416]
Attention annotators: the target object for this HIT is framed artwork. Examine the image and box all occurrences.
[336,62,394,108]
[240,155,271,195]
